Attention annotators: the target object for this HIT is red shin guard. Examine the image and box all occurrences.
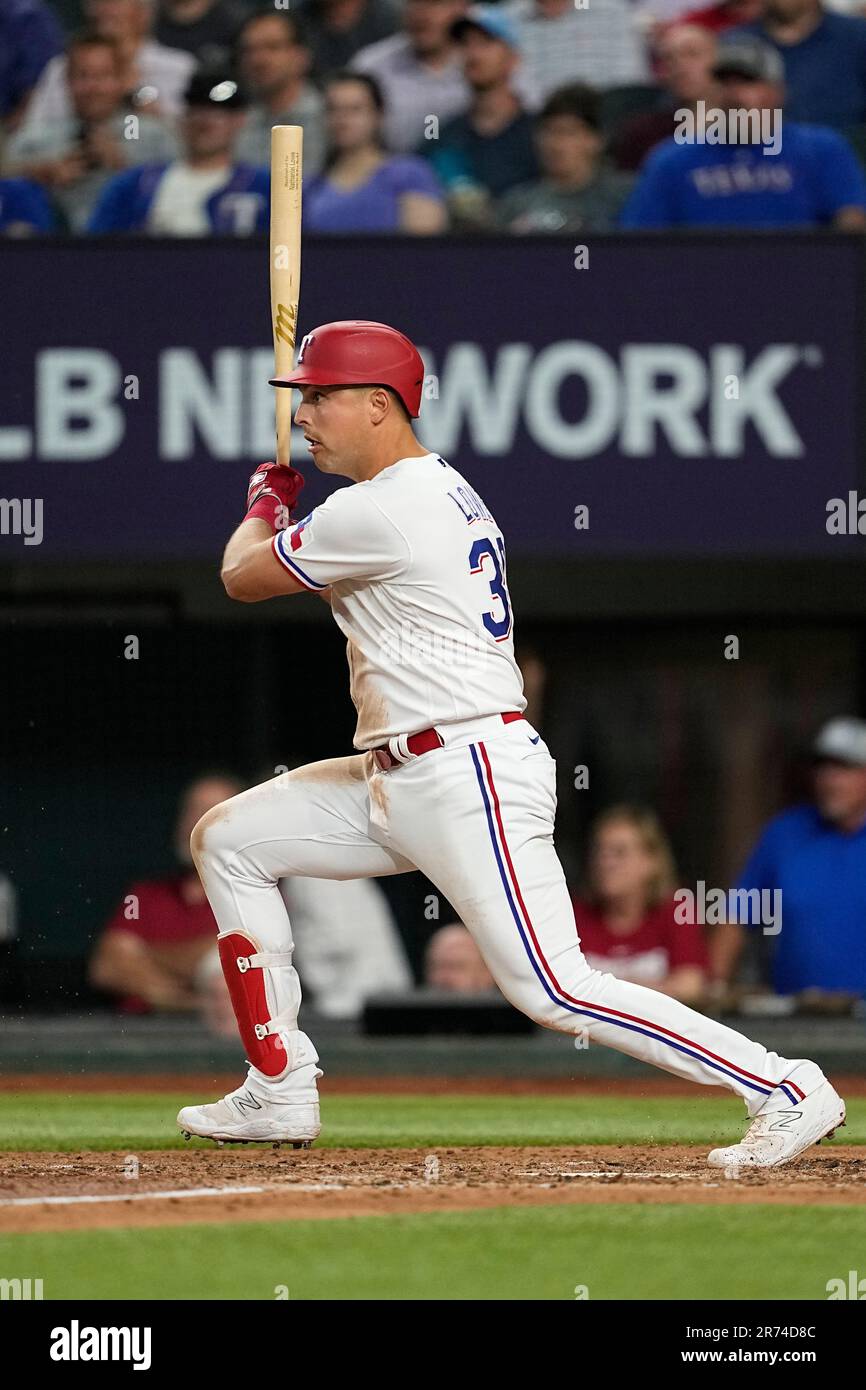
[218,930,294,1079]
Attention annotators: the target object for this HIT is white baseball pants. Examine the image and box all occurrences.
[193,715,814,1116]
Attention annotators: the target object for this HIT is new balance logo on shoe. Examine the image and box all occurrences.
[232,1090,263,1116]
[769,1110,803,1131]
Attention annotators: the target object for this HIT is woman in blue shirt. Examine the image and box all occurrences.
[304,70,447,234]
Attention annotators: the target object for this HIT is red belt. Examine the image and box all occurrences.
[373,712,524,770]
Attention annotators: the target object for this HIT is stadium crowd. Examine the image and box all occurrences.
[2,0,866,233]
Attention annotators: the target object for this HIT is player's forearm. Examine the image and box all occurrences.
[89,934,196,1008]
[709,920,745,986]
[220,517,279,602]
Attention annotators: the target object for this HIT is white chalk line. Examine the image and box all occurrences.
[516,1170,701,1179]
[0,1181,374,1209]
[0,1185,267,1208]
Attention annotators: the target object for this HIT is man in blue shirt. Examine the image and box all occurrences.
[88,66,270,236]
[620,38,866,229]
[714,718,866,1001]
[725,0,866,131]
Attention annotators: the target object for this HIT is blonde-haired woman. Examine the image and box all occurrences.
[572,805,707,1004]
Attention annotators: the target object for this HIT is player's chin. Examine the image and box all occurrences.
[308,445,335,472]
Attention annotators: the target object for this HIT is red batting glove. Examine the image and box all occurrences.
[245,462,305,532]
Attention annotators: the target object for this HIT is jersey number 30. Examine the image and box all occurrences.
[469,537,512,642]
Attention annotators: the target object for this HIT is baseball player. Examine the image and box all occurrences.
[178,320,844,1168]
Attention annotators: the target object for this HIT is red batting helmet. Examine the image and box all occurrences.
[269,320,425,418]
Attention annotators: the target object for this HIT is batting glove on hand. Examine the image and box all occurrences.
[246,462,305,532]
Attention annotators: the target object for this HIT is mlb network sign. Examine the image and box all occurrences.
[0,235,860,559]
[0,340,819,463]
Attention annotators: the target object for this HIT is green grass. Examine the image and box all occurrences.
[1,1205,864,1300]
[3,1092,865,1152]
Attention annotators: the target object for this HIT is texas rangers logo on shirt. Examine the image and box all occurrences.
[289,513,313,551]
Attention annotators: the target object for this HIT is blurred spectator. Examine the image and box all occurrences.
[20,0,196,130]
[679,0,762,32]
[234,12,326,174]
[620,38,866,226]
[572,806,707,1003]
[712,718,866,1003]
[304,71,446,232]
[89,773,243,1014]
[4,34,178,231]
[155,0,249,64]
[496,83,633,231]
[424,921,496,991]
[503,0,650,109]
[297,0,400,77]
[726,0,866,128]
[87,65,269,233]
[610,23,718,171]
[0,175,55,231]
[352,0,470,153]
[0,0,65,128]
[281,875,412,1018]
[424,6,537,223]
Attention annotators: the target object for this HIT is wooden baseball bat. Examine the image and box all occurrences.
[269,125,303,467]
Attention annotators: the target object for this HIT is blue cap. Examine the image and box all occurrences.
[452,4,521,50]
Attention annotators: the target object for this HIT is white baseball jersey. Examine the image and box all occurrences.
[271,452,526,748]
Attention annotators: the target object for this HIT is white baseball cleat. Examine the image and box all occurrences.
[178,1080,321,1148]
[707,1078,846,1170]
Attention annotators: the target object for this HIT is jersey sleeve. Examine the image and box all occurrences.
[272,484,412,589]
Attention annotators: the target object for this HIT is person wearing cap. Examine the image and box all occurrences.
[422,4,538,219]
[3,32,179,232]
[351,0,471,154]
[724,0,866,130]
[87,64,269,233]
[495,83,633,232]
[502,0,649,110]
[620,36,866,227]
[711,718,866,1003]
